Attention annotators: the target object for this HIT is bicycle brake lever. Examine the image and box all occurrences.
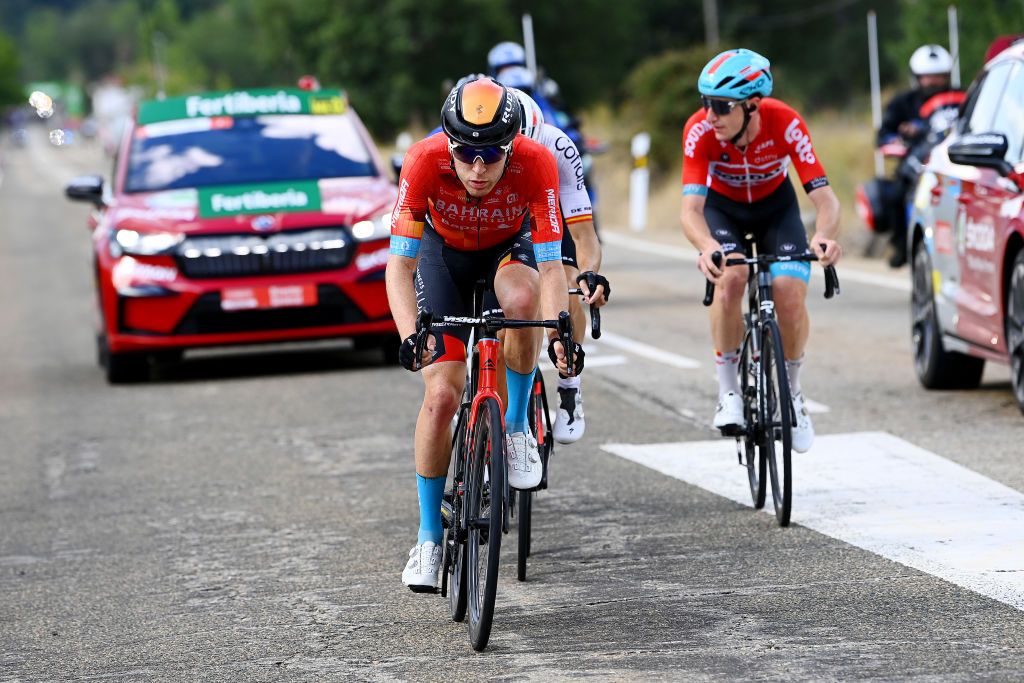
[824,266,840,299]
[414,308,434,369]
[584,272,603,340]
[703,251,723,307]
[557,311,574,375]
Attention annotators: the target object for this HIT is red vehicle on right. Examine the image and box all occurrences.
[907,40,1024,412]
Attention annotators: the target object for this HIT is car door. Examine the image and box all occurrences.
[952,60,1016,347]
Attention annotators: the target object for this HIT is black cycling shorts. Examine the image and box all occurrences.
[704,179,811,281]
[414,219,536,364]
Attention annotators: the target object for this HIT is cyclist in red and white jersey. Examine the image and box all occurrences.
[510,89,608,444]
[386,76,581,592]
[680,49,842,453]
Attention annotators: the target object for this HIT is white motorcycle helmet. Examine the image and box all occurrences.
[496,65,536,91]
[909,44,953,76]
[509,88,544,141]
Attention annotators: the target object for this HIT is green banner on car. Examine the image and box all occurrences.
[138,88,347,125]
[198,181,322,218]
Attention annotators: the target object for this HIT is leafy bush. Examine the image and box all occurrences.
[621,47,715,176]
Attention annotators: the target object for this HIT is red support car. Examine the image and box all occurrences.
[907,43,1024,412]
[65,87,398,383]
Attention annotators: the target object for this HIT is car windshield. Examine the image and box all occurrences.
[124,114,377,192]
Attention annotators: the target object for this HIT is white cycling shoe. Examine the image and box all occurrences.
[713,391,746,432]
[401,541,441,593]
[506,431,542,489]
[554,386,585,444]
[791,392,814,453]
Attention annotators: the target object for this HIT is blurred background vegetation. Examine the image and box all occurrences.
[0,0,1019,238]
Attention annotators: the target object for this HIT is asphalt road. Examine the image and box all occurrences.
[2,130,1023,681]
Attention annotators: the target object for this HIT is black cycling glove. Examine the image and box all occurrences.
[398,333,421,372]
[548,337,585,376]
[576,271,611,302]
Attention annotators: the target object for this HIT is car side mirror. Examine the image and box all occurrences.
[65,175,105,207]
[948,132,1013,176]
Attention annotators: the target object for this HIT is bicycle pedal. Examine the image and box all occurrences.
[407,584,439,595]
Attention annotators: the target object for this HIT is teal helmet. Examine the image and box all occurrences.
[698,49,773,100]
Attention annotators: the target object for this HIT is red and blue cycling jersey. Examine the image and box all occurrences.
[390,132,563,262]
[681,98,829,203]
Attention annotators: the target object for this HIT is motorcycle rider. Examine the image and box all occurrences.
[877,45,959,267]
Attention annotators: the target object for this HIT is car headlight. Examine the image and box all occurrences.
[351,212,392,242]
[111,229,183,257]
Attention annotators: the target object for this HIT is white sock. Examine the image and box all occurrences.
[715,349,741,398]
[786,356,804,396]
[558,375,581,391]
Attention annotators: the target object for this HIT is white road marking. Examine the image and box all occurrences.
[803,397,830,414]
[597,331,701,369]
[603,231,911,292]
[539,354,628,371]
[602,432,1024,611]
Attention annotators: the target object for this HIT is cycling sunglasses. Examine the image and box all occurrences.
[448,140,511,165]
[701,96,743,116]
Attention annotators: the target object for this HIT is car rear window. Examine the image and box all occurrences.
[124,114,377,193]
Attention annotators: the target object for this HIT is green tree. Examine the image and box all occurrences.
[0,30,22,108]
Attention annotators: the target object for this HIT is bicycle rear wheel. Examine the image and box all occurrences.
[445,404,470,622]
[739,330,767,509]
[517,369,549,581]
[760,319,793,526]
[466,397,505,651]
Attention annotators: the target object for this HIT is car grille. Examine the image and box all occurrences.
[175,228,352,279]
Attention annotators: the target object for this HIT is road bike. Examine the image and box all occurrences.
[418,286,573,651]
[511,286,602,582]
[703,245,839,526]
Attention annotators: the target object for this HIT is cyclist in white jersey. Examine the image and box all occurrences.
[511,89,608,444]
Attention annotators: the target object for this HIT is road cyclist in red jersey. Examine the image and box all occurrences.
[680,48,843,453]
[385,76,582,591]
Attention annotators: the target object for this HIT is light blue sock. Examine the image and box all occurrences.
[416,474,445,545]
[505,367,533,434]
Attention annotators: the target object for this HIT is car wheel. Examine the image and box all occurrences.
[1006,250,1024,414]
[98,332,150,384]
[911,240,985,389]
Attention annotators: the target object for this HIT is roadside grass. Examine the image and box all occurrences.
[587,106,882,255]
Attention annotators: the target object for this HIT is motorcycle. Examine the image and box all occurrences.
[856,90,965,267]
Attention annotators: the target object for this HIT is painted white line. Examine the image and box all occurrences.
[803,397,830,414]
[597,331,701,369]
[603,231,911,293]
[602,432,1024,611]
[539,354,628,371]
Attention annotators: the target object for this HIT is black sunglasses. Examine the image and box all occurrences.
[448,140,510,165]
[701,96,743,116]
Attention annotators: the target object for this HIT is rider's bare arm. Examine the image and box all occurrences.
[681,193,725,281]
[385,254,420,340]
[807,185,843,266]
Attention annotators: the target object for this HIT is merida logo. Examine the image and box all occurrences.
[210,189,309,213]
[185,91,302,118]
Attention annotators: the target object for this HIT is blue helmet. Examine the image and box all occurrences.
[495,65,536,91]
[488,42,526,73]
[698,49,773,100]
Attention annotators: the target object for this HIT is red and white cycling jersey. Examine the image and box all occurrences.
[681,98,829,203]
[390,132,563,261]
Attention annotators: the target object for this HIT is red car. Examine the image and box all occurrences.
[907,42,1024,412]
[65,86,398,383]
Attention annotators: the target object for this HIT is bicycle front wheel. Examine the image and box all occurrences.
[466,397,505,651]
[739,329,766,509]
[760,319,793,526]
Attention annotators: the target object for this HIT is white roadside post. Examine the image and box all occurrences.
[629,132,651,232]
[948,5,961,88]
[867,11,884,177]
